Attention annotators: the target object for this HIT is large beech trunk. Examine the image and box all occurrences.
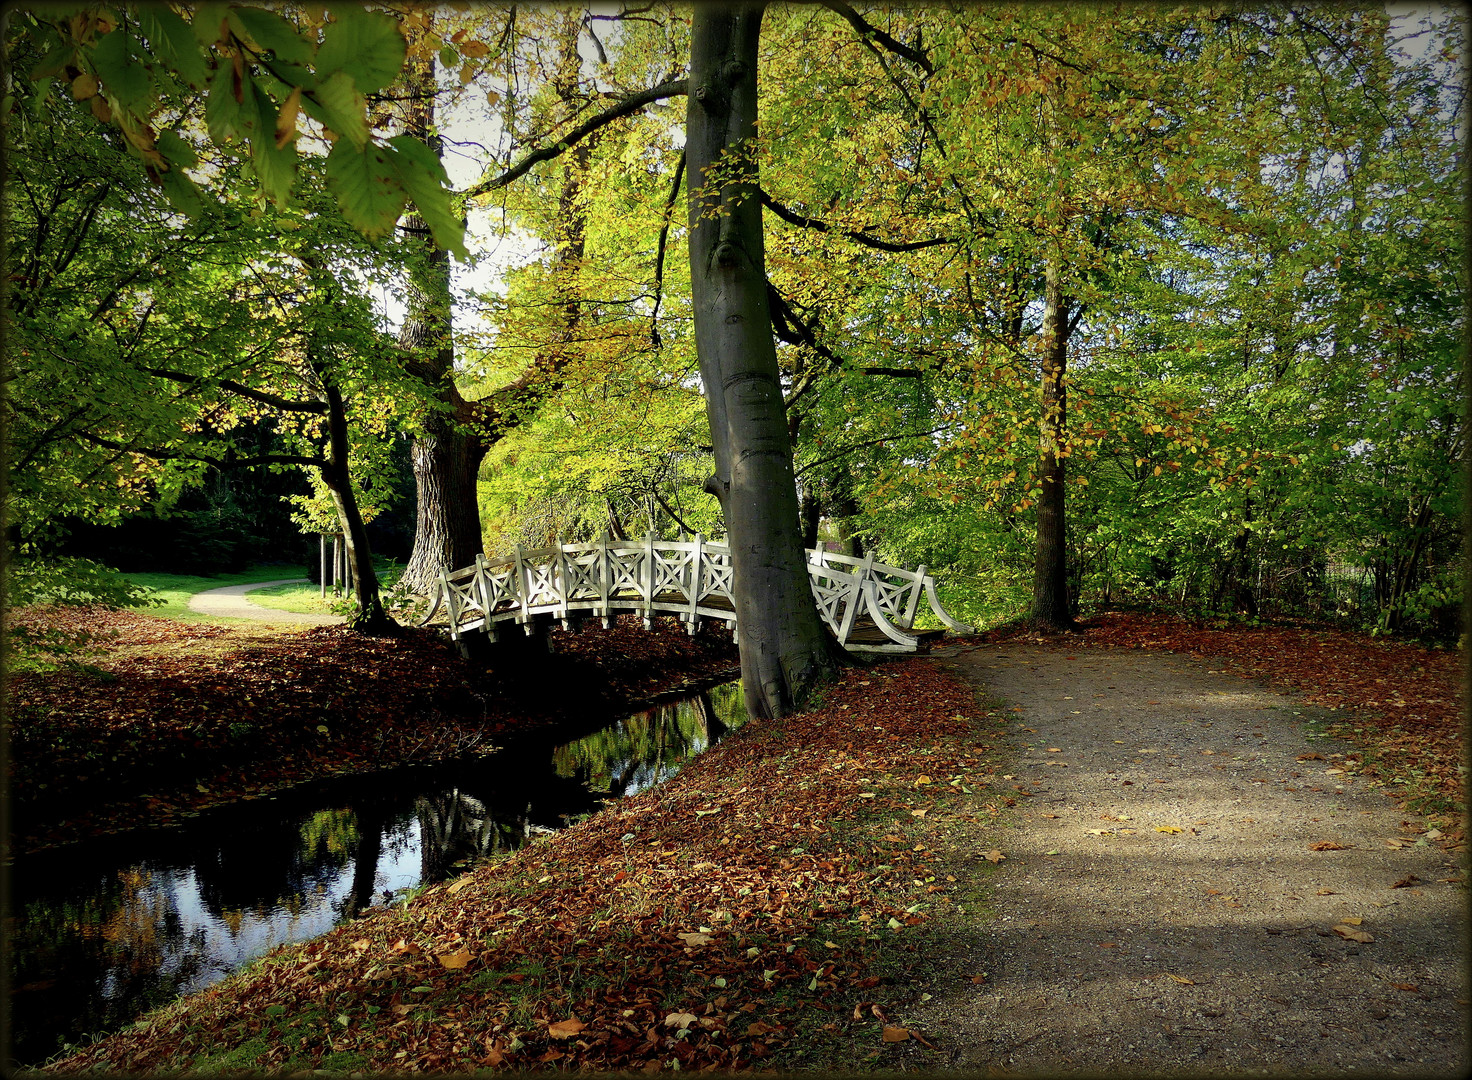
[687,4,845,719]
[1031,257,1074,630]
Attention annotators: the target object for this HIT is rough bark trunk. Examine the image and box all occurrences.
[397,13,590,597]
[687,4,846,720]
[395,31,487,599]
[1030,256,1074,631]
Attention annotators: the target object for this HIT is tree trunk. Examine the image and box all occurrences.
[397,12,591,597]
[321,385,396,634]
[687,4,846,719]
[1030,256,1074,630]
[395,31,488,598]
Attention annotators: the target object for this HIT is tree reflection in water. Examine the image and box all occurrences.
[6,681,745,1068]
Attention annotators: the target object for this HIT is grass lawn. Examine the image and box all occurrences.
[120,562,403,620]
[120,565,309,620]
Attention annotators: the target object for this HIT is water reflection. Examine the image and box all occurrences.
[6,683,746,1067]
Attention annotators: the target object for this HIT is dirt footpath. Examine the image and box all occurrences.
[916,643,1467,1076]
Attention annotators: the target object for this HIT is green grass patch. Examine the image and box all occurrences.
[120,565,310,620]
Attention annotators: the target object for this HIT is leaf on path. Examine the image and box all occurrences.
[1308,841,1351,851]
[1315,889,1337,895]
[1164,973,1195,985]
[1332,925,1374,943]
[1297,753,1325,761]
[547,1018,585,1038]
[983,850,1005,863]
[882,1026,910,1042]
[1155,826,1184,833]
[1390,982,1419,992]
[436,947,472,969]
[1390,875,1421,889]
[1340,917,1363,925]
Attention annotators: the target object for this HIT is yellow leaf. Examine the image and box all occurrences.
[1165,973,1195,985]
[911,809,927,818]
[1340,917,1363,926]
[71,73,99,100]
[1332,925,1374,943]
[448,876,474,895]
[882,1026,910,1042]
[547,1018,585,1038]
[436,947,472,969]
[664,1012,698,1029]
[1155,826,1184,834]
[677,932,713,947]
[459,62,476,84]
[350,938,370,952]
[274,85,301,149]
[983,850,1005,863]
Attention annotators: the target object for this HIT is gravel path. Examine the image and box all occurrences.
[915,642,1467,1076]
[186,579,344,625]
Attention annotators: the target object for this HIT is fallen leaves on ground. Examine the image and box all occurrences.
[44,659,990,1074]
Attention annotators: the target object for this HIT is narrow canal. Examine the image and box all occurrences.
[7,683,747,1068]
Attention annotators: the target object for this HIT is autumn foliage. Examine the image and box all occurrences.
[45,660,996,1073]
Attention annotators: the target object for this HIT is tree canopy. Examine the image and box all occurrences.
[5,3,1463,688]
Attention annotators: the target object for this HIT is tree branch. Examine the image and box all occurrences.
[459,78,688,200]
[72,429,324,470]
[139,365,328,414]
[649,150,686,347]
[760,190,953,252]
[815,0,934,74]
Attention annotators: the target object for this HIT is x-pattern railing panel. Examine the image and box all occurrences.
[423,534,972,651]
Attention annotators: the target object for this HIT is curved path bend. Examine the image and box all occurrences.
[915,642,1466,1076]
[187,578,344,625]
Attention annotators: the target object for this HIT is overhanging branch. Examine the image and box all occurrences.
[760,190,953,253]
[459,78,688,200]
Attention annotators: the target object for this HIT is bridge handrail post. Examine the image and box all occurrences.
[513,545,530,628]
[836,567,862,644]
[643,529,657,628]
[441,570,462,639]
[598,531,612,628]
[686,532,703,634]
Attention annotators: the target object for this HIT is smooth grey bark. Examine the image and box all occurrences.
[1030,256,1075,630]
[687,3,846,719]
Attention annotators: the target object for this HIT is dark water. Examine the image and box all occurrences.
[5,683,746,1068]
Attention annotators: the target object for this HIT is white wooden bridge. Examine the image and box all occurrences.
[419,534,972,653]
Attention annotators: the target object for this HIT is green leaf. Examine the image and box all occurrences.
[29,41,74,81]
[305,70,369,149]
[155,129,199,170]
[386,135,467,259]
[205,63,244,144]
[138,6,209,89]
[90,28,154,114]
[191,2,230,48]
[229,6,315,66]
[439,46,459,70]
[326,140,406,240]
[248,85,296,206]
[317,6,405,95]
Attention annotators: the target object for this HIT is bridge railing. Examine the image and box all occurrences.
[420,533,971,652]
